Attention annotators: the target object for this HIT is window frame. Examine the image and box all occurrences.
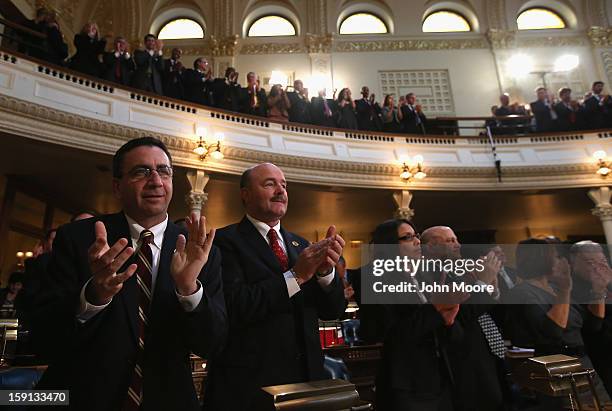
[421,9,472,33]
[157,17,205,40]
[516,7,567,31]
[338,11,389,35]
[246,14,297,38]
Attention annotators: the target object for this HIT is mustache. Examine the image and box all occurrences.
[270,196,287,202]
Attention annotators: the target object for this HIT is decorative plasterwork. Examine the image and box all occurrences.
[486,0,507,30]
[240,43,305,55]
[209,35,239,56]
[600,51,612,86]
[487,29,516,49]
[487,29,589,49]
[305,33,333,54]
[333,38,489,52]
[588,27,612,48]
[0,94,606,191]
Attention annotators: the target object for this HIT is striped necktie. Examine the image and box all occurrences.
[267,229,288,272]
[123,229,154,410]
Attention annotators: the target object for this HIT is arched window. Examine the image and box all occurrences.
[158,18,204,39]
[247,15,296,37]
[422,10,471,33]
[339,12,388,34]
[517,8,566,30]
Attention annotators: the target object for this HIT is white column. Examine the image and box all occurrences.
[185,169,210,217]
[393,190,414,220]
[588,186,612,246]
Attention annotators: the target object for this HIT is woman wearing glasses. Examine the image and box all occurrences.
[350,219,460,411]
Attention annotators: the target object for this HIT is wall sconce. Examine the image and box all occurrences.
[400,155,427,182]
[194,128,224,161]
[593,150,610,177]
[16,251,33,269]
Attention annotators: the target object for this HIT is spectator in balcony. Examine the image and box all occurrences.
[287,80,311,124]
[530,87,558,133]
[584,81,612,130]
[19,8,49,60]
[183,57,214,106]
[101,36,135,86]
[239,72,267,117]
[211,67,241,111]
[162,48,185,100]
[310,88,337,128]
[554,88,583,131]
[355,86,381,131]
[132,34,164,94]
[494,93,512,116]
[267,84,291,123]
[380,94,403,133]
[43,12,68,66]
[336,88,358,130]
[68,22,106,77]
[401,93,427,134]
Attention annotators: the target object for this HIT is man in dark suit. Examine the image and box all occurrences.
[101,37,136,86]
[287,80,311,124]
[355,86,381,131]
[132,34,164,94]
[530,87,558,132]
[33,137,226,411]
[239,72,267,117]
[584,81,612,130]
[211,67,241,111]
[162,48,185,100]
[203,163,346,411]
[310,89,337,127]
[183,57,214,106]
[554,88,583,131]
[421,226,506,411]
[401,93,427,134]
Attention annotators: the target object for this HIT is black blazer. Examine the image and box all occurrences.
[355,98,380,131]
[68,34,106,76]
[401,105,427,134]
[101,52,135,85]
[33,213,227,411]
[182,69,214,106]
[287,92,312,124]
[204,217,345,411]
[210,78,241,111]
[239,87,268,117]
[132,49,164,94]
[530,100,557,132]
[162,59,185,100]
[583,95,611,130]
[310,97,337,128]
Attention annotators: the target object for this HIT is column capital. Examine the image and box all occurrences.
[393,190,414,221]
[185,192,209,214]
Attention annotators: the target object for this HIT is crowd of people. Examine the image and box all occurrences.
[489,82,612,135]
[13,10,612,136]
[0,136,609,411]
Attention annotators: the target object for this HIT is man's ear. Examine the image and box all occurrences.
[240,187,249,206]
[112,178,121,200]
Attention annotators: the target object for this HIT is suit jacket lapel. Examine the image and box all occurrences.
[280,227,303,268]
[238,217,284,274]
[104,212,139,344]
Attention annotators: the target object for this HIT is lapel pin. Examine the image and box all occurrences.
[291,241,299,247]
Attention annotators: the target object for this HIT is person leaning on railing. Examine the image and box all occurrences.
[17,7,49,60]
[68,22,106,77]
[101,36,135,86]
[267,84,291,123]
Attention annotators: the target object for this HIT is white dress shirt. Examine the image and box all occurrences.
[78,214,203,322]
[245,214,335,298]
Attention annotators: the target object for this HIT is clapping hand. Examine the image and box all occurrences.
[86,222,137,305]
[171,212,215,296]
[316,225,345,275]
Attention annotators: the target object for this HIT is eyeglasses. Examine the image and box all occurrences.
[398,233,420,242]
[125,165,173,181]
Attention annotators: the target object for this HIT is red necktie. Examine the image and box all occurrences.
[267,229,288,272]
[123,230,153,410]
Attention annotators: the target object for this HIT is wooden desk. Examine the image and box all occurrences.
[323,344,383,403]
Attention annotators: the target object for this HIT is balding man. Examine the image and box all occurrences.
[421,226,507,411]
[203,163,346,411]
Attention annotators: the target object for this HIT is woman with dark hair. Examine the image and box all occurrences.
[381,94,403,133]
[350,219,461,411]
[267,84,291,123]
[69,22,106,76]
[335,88,358,130]
[505,238,610,409]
